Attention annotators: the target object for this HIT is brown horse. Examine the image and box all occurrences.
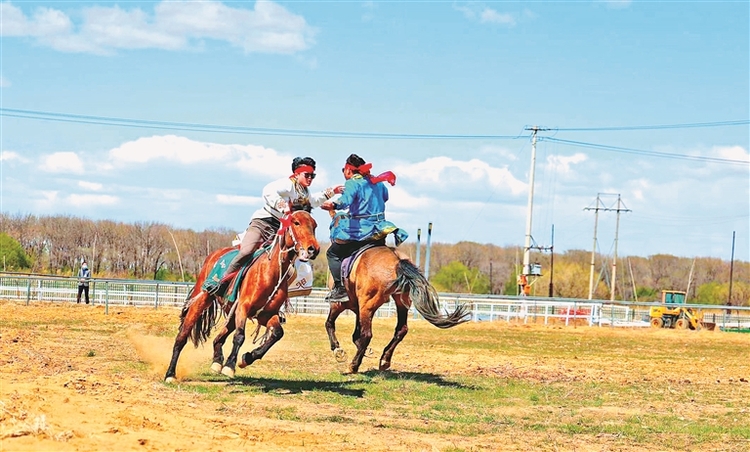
[325,246,471,374]
[164,210,319,383]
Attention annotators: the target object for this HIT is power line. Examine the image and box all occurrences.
[0,108,525,140]
[553,119,749,132]
[541,137,749,165]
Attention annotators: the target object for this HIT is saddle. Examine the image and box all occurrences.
[201,247,267,301]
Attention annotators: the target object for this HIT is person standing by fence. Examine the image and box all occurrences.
[76,261,91,304]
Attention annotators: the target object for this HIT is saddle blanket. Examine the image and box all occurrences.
[202,248,313,300]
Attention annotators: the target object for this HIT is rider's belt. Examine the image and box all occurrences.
[349,212,385,220]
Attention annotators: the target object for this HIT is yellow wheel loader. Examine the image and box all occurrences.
[649,290,713,331]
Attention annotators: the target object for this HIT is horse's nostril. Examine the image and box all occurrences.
[308,246,318,258]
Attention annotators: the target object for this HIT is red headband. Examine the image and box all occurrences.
[292,165,315,177]
[344,162,372,176]
[345,162,396,186]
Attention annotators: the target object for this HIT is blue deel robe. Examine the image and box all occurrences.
[330,174,408,245]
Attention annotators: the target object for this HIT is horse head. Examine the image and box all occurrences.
[281,210,319,261]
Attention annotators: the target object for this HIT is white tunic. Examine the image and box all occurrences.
[250,177,332,222]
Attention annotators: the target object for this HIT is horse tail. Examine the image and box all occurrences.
[179,296,222,347]
[391,259,471,329]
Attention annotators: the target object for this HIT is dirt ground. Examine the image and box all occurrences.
[1,301,748,452]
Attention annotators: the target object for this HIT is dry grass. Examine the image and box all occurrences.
[1,300,749,451]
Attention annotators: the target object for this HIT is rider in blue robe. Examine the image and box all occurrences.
[321,154,408,302]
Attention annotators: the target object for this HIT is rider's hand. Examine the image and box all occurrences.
[321,201,335,211]
[333,185,345,195]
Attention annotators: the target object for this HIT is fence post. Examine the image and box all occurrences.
[155,283,160,309]
[105,281,109,315]
[26,278,32,306]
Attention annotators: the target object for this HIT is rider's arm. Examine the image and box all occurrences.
[331,178,360,210]
[309,187,336,208]
[262,178,293,216]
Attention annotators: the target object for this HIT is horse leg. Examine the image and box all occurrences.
[325,301,348,351]
[349,308,374,374]
[210,310,236,374]
[220,305,249,378]
[379,296,409,371]
[239,314,285,368]
[164,292,213,383]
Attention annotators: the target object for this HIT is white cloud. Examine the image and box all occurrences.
[362,1,377,22]
[108,135,289,178]
[387,186,433,210]
[455,3,517,26]
[109,135,230,164]
[1,0,316,55]
[627,178,650,201]
[480,8,515,25]
[78,181,103,191]
[216,194,262,205]
[545,153,587,174]
[1,151,22,161]
[396,156,527,195]
[67,194,119,206]
[479,144,519,161]
[33,190,59,210]
[0,75,10,87]
[40,152,84,174]
[713,145,749,162]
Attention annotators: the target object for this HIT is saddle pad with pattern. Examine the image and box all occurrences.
[201,247,267,301]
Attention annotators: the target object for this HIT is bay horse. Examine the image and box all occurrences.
[164,210,319,383]
[325,246,471,374]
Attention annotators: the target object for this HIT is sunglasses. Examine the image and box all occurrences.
[302,172,316,179]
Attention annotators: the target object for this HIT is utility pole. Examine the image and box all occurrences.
[489,261,493,294]
[548,225,555,297]
[424,222,433,280]
[415,228,422,270]
[585,193,630,300]
[585,195,602,300]
[522,126,549,276]
[728,231,736,306]
[610,195,630,301]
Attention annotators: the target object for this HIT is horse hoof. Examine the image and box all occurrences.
[164,376,177,384]
[238,352,251,369]
[379,360,391,371]
[348,365,359,374]
[210,362,222,374]
[221,366,235,378]
[333,348,347,363]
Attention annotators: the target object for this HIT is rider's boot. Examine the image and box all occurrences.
[207,270,238,296]
[326,285,349,303]
[325,248,349,303]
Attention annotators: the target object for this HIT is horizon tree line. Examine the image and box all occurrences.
[1,213,747,306]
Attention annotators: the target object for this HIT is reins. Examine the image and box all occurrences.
[254,215,300,318]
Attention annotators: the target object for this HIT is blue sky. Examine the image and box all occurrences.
[1,0,748,263]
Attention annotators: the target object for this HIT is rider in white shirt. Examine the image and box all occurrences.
[206,157,342,295]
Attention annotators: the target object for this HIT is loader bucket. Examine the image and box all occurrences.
[700,321,716,331]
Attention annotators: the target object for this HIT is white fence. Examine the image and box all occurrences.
[2,273,749,330]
